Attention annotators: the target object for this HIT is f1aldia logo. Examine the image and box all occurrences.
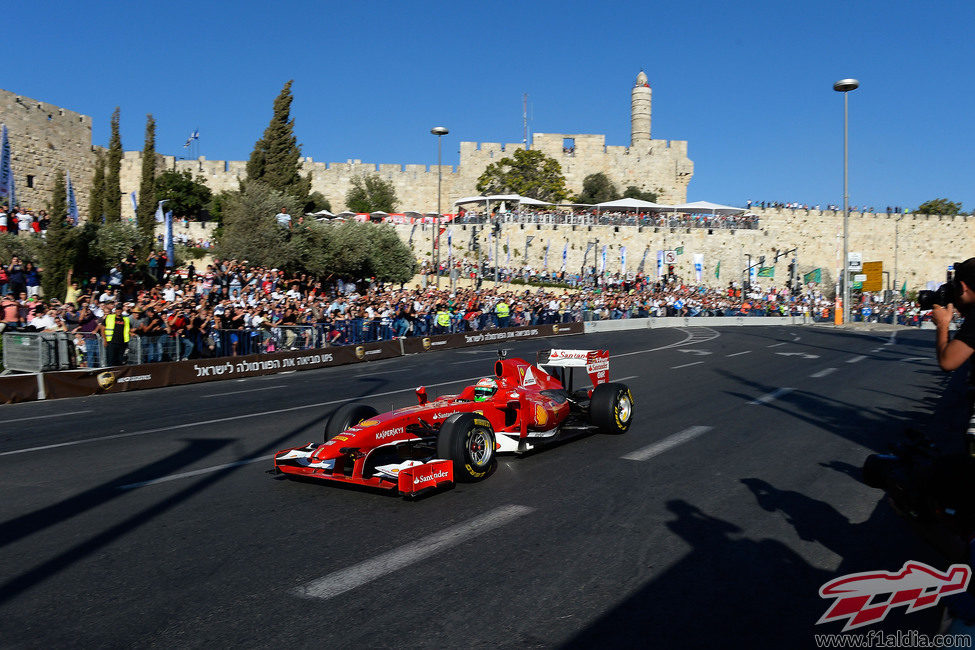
[817,561,970,631]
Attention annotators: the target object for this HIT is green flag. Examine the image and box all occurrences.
[900,281,907,297]
[757,266,774,278]
[715,261,720,279]
[803,268,822,284]
[676,246,684,255]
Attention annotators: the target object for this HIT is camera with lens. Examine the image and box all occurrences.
[918,264,960,310]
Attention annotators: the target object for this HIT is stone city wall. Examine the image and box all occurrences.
[395,207,973,292]
[0,89,94,213]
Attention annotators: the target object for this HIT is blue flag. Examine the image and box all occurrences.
[66,170,79,224]
[9,171,15,208]
[620,246,627,271]
[164,210,174,267]
[130,191,138,215]
[561,241,568,271]
[0,124,10,201]
[600,245,607,273]
[154,199,167,223]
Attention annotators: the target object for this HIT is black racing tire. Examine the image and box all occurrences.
[324,403,379,442]
[589,383,634,434]
[436,413,497,482]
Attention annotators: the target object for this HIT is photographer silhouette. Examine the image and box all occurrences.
[933,258,975,372]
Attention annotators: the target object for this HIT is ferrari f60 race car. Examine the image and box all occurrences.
[273,349,634,497]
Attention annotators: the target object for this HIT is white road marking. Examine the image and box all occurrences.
[295,505,534,600]
[767,342,786,348]
[726,350,751,357]
[612,328,720,358]
[900,357,932,363]
[451,357,499,365]
[259,371,296,380]
[677,349,711,356]
[354,367,412,375]
[775,352,820,359]
[614,375,639,382]
[207,385,286,398]
[119,455,276,489]
[621,426,713,461]
[2,409,92,424]
[846,355,866,364]
[884,332,896,346]
[748,387,794,406]
[810,368,837,378]
[671,361,704,369]
[0,375,483,457]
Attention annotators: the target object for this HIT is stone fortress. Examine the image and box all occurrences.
[1,73,972,290]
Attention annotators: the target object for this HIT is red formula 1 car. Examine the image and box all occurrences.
[273,349,634,497]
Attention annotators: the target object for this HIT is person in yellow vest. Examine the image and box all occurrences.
[434,307,451,334]
[101,303,131,367]
[495,298,510,328]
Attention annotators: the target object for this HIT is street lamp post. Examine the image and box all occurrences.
[431,126,449,289]
[833,78,859,325]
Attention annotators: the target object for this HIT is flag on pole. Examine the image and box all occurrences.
[544,241,549,269]
[130,191,138,215]
[561,242,568,271]
[164,210,174,267]
[657,250,663,278]
[9,171,15,208]
[184,129,200,148]
[488,233,493,263]
[900,281,907,297]
[638,247,649,274]
[154,199,167,223]
[447,229,452,267]
[620,246,627,271]
[715,260,721,279]
[66,171,79,224]
[0,124,11,201]
[693,253,704,282]
[600,245,607,273]
[408,224,417,245]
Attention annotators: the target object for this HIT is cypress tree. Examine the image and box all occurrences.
[89,150,106,221]
[42,170,74,301]
[136,114,157,250]
[104,106,123,222]
[246,81,310,202]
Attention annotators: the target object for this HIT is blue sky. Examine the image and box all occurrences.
[5,0,973,210]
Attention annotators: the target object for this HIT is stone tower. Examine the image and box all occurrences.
[630,70,652,147]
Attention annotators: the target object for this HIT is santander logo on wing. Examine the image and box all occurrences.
[817,561,970,631]
[414,470,450,485]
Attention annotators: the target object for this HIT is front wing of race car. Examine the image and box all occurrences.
[274,443,454,497]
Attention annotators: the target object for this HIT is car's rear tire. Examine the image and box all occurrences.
[589,383,634,434]
[437,413,496,482]
[324,403,379,442]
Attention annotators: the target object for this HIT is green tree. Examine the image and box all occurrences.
[88,150,106,221]
[304,191,331,214]
[215,181,305,270]
[92,221,142,266]
[576,172,619,204]
[476,149,568,203]
[366,224,415,284]
[246,80,311,202]
[104,107,123,222]
[346,174,397,213]
[136,114,157,251]
[915,198,963,215]
[623,185,658,202]
[154,170,213,219]
[42,170,75,300]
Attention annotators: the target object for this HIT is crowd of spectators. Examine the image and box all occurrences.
[745,200,909,214]
[0,247,926,369]
[0,204,52,236]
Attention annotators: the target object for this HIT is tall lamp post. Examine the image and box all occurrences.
[431,126,449,289]
[833,78,859,325]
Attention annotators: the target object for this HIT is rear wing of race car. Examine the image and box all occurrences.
[537,349,610,389]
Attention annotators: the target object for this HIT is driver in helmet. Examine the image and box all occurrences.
[473,377,499,402]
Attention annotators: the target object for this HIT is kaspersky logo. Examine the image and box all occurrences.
[414,470,449,485]
[817,561,970,631]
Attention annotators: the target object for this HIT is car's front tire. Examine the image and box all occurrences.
[324,403,379,442]
[437,413,496,482]
[589,383,634,434]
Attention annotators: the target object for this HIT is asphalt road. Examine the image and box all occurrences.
[0,325,967,649]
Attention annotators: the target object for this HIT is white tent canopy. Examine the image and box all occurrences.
[595,198,667,210]
[668,201,745,214]
[453,194,550,206]
[306,209,334,217]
